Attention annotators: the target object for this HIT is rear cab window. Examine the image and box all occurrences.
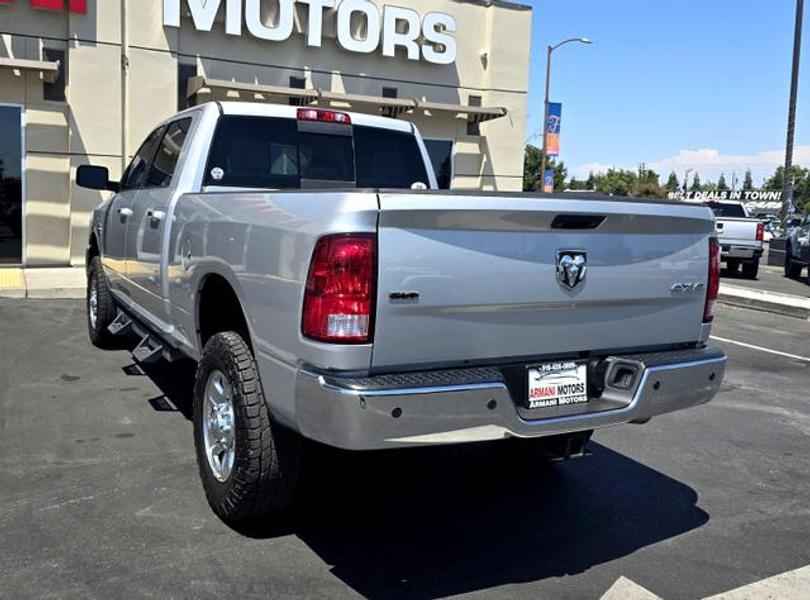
[706,202,747,218]
[203,115,429,189]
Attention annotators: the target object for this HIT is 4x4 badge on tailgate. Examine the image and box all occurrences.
[556,251,587,290]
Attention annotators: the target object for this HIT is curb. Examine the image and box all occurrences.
[718,284,810,320]
[0,268,86,300]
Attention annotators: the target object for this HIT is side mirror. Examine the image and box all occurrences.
[77,165,119,192]
[789,218,802,228]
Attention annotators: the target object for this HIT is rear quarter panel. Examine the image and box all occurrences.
[167,190,378,424]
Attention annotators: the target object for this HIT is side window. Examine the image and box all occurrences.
[354,126,429,189]
[120,127,165,191]
[145,118,192,189]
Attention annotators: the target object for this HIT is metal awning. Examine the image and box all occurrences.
[0,56,60,83]
[414,100,508,123]
[184,77,507,124]
[187,76,318,103]
[318,89,417,117]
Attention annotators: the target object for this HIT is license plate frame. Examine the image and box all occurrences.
[527,360,589,409]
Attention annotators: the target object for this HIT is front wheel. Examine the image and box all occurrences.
[193,331,300,525]
[86,256,117,348]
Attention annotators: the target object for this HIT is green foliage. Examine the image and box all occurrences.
[689,173,702,192]
[743,169,754,191]
[665,171,680,192]
[522,146,567,192]
[523,145,543,191]
[717,173,729,191]
[593,168,637,196]
[764,165,810,213]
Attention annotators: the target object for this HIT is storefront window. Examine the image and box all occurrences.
[0,106,23,264]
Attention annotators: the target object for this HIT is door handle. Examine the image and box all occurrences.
[118,207,133,218]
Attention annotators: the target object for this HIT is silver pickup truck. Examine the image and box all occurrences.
[78,102,726,524]
[705,200,764,279]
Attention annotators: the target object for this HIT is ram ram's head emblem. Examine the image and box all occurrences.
[556,251,587,290]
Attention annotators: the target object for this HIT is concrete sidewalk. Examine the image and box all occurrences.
[718,264,810,320]
[0,267,85,299]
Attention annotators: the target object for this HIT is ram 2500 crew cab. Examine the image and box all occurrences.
[78,102,727,524]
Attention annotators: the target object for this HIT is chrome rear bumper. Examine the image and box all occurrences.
[294,346,726,450]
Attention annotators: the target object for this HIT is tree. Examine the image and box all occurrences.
[523,145,543,191]
[665,171,680,192]
[764,165,810,212]
[633,167,663,198]
[743,169,754,190]
[548,159,568,192]
[717,173,729,191]
[690,172,702,192]
[595,168,636,196]
[585,172,597,191]
[522,145,567,192]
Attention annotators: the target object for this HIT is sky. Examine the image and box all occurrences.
[524,0,810,187]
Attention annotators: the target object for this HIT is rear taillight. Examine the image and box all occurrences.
[704,237,721,323]
[755,222,764,242]
[297,108,351,125]
[302,234,376,343]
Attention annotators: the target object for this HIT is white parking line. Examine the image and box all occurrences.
[710,335,810,363]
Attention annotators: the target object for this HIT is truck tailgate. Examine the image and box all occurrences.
[716,217,759,247]
[372,193,715,369]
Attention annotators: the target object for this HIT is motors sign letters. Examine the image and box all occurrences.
[163,0,457,65]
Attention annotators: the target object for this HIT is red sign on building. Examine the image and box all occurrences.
[0,0,87,13]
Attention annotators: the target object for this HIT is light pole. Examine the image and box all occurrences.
[781,0,804,221]
[540,37,593,192]
[683,169,694,193]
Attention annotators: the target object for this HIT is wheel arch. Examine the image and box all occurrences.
[195,271,253,352]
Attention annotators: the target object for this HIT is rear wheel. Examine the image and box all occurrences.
[193,331,300,525]
[725,259,740,274]
[785,245,803,279]
[86,256,117,348]
[741,260,759,279]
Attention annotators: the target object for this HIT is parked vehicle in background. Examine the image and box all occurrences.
[705,200,763,279]
[785,214,810,280]
[77,101,727,526]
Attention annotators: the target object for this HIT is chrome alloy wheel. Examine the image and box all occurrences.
[88,276,99,330]
[203,369,236,482]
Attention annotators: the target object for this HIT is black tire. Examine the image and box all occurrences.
[193,331,300,525]
[86,256,117,348]
[741,260,759,279]
[785,245,803,279]
[725,259,740,274]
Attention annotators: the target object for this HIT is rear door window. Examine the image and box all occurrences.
[205,116,300,188]
[354,126,429,188]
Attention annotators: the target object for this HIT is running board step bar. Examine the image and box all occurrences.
[108,310,181,364]
[132,335,164,364]
[107,312,132,336]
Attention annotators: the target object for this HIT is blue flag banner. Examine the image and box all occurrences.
[543,169,555,193]
[546,102,562,157]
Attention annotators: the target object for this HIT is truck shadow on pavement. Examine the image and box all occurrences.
[133,355,709,600]
[285,443,709,599]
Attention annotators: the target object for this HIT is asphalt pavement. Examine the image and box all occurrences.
[1,299,809,599]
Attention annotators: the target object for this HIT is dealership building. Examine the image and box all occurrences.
[0,0,531,268]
